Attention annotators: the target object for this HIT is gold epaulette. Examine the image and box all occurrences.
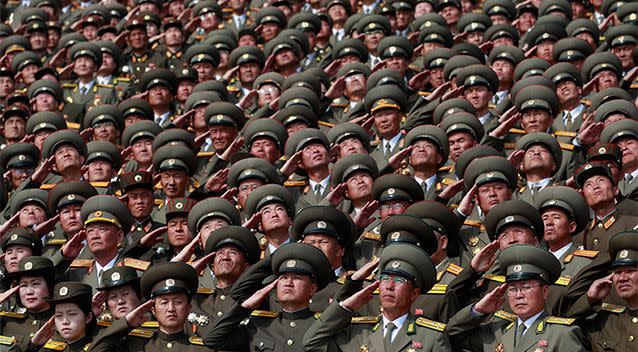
[66,122,81,130]
[408,64,420,72]
[441,178,456,186]
[426,283,447,295]
[351,316,380,324]
[70,259,93,268]
[129,329,154,338]
[314,312,321,319]
[0,311,25,319]
[330,103,347,107]
[196,288,213,295]
[494,310,517,322]
[555,276,571,286]
[39,184,56,190]
[62,82,77,88]
[519,186,526,194]
[446,263,463,276]
[509,128,526,134]
[554,130,577,138]
[124,258,150,271]
[463,219,482,227]
[417,91,431,96]
[564,254,574,263]
[189,337,204,345]
[573,249,598,258]
[46,239,66,245]
[250,310,279,318]
[415,317,446,332]
[546,316,575,325]
[559,142,574,151]
[197,152,216,158]
[141,321,159,328]
[90,181,110,187]
[318,120,335,128]
[284,180,306,187]
[43,340,66,351]
[97,320,111,327]
[115,76,131,82]
[581,99,591,107]
[154,199,164,206]
[0,335,15,346]
[438,165,453,172]
[601,303,626,313]
[484,274,505,283]
[361,231,381,241]
[632,83,638,89]
[96,83,114,88]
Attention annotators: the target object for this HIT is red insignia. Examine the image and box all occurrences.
[538,340,548,347]
[415,309,424,316]
[412,341,423,349]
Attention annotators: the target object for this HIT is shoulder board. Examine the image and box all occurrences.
[564,254,574,263]
[504,143,516,149]
[417,91,431,96]
[0,335,15,346]
[250,310,279,318]
[141,321,159,328]
[426,283,447,295]
[90,181,110,187]
[488,104,496,109]
[70,259,93,268]
[97,320,111,327]
[361,231,381,242]
[509,128,526,134]
[446,263,463,276]
[115,77,131,82]
[631,83,638,89]
[554,130,577,138]
[314,312,321,319]
[154,199,164,206]
[189,337,204,345]
[519,186,526,194]
[415,317,446,332]
[441,178,456,186]
[197,288,213,295]
[330,103,347,107]
[43,340,67,351]
[226,86,240,92]
[351,316,380,324]
[66,122,81,130]
[408,64,420,72]
[438,165,453,172]
[573,249,598,258]
[601,303,626,313]
[39,184,56,190]
[463,219,482,227]
[0,311,25,319]
[96,83,113,88]
[559,142,574,151]
[62,82,77,88]
[123,257,150,271]
[494,310,517,322]
[484,274,505,283]
[197,152,216,158]
[129,329,154,338]
[581,99,591,107]
[318,120,335,128]
[546,316,575,325]
[284,180,307,187]
[555,276,571,286]
[47,239,67,245]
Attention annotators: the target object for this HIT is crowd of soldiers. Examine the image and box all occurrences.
[0,0,635,350]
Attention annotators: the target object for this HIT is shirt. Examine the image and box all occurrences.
[383,133,403,154]
[527,178,551,192]
[96,75,112,85]
[382,314,408,342]
[414,174,437,193]
[308,176,331,196]
[516,311,544,334]
[95,255,119,285]
[478,112,492,125]
[562,104,585,126]
[267,238,291,254]
[332,28,345,41]
[549,242,573,261]
[78,80,95,94]
[232,14,246,28]
[154,111,171,126]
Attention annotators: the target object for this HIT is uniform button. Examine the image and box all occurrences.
[597,223,603,228]
[137,227,142,232]
[633,317,638,324]
[217,311,223,317]
[287,339,293,346]
[259,342,264,347]
[32,320,38,325]
[629,336,635,342]
[593,238,599,244]
[309,299,313,304]
[290,321,296,327]
[167,342,173,348]
[220,295,226,300]
[29,333,34,337]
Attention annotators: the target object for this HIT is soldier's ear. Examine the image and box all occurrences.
[568,221,577,234]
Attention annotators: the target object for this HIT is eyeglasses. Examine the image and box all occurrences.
[506,284,541,295]
[304,239,333,246]
[379,274,410,285]
[345,74,364,83]
[380,203,405,210]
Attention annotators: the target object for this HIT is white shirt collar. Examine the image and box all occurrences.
[549,242,573,260]
[626,168,638,180]
[382,313,408,341]
[96,75,112,85]
[268,237,291,254]
[517,310,544,332]
[414,174,437,192]
[528,178,551,190]
[79,80,95,92]
[308,176,330,195]
[478,111,492,125]
[562,104,585,122]
[334,267,344,277]
[154,111,171,125]
[383,132,403,152]
[95,255,119,283]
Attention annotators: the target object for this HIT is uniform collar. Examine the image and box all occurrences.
[158,329,188,341]
[281,306,313,320]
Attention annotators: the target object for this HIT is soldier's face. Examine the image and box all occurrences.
[99,53,116,75]
[522,145,556,175]
[448,131,477,161]
[19,204,47,228]
[82,25,98,41]
[536,41,554,62]
[363,31,384,53]
[87,160,114,182]
[300,143,329,170]
[491,60,514,86]
[581,175,618,209]
[464,86,491,113]
[467,31,483,45]
[556,80,581,104]
[541,208,576,246]
[131,138,153,165]
[303,234,344,269]
[34,130,52,150]
[603,113,628,128]
[617,137,638,173]
[21,64,39,85]
[213,245,249,282]
[127,188,154,219]
[595,70,619,91]
[168,217,191,248]
[396,9,413,29]
[160,170,189,198]
[489,14,509,25]
[29,32,48,51]
[238,34,258,47]
[168,1,185,16]
[60,204,83,234]
[152,293,191,331]
[239,62,261,85]
[127,29,148,50]
[327,4,347,23]
[198,218,229,248]
[276,273,317,307]
[346,171,373,202]
[3,245,32,273]
[611,44,635,69]
[107,285,141,320]
[613,266,638,302]
[9,167,33,189]
[497,225,538,249]
[54,145,84,173]
[238,179,265,209]
[385,56,407,74]
[285,121,308,136]
[517,12,536,33]
[274,49,297,69]
[48,30,60,50]
[73,56,97,77]
[148,85,173,106]
[34,92,57,112]
[575,33,595,49]
[507,279,548,320]
[230,0,247,11]
[0,76,14,97]
[257,84,280,107]
[259,202,291,233]
[379,274,420,315]
[250,137,280,164]
[571,2,586,18]
[93,122,119,144]
[19,276,50,312]
[345,73,366,96]
[373,109,402,139]
[521,109,552,133]
[260,23,280,42]
[410,140,443,169]
[124,114,147,128]
[3,116,25,141]
[200,12,219,31]
[379,200,409,220]
[338,137,367,158]
[439,5,460,25]
[54,303,92,342]
[477,182,511,212]
[177,81,196,103]
[428,68,445,88]
[193,62,214,82]
[209,125,238,153]
[86,223,124,255]
[415,1,434,16]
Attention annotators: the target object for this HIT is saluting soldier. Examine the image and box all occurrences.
[0,143,39,195]
[84,141,120,194]
[120,120,162,173]
[63,42,117,108]
[456,64,501,134]
[226,45,265,102]
[328,63,371,124]
[93,266,149,330]
[600,119,638,202]
[514,132,563,205]
[95,40,133,102]
[121,17,154,79]
[151,144,198,223]
[226,157,281,222]
[0,228,43,310]
[137,69,179,129]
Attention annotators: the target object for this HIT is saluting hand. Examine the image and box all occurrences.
[474,283,508,315]
[125,299,154,328]
[341,281,379,311]
[242,277,279,310]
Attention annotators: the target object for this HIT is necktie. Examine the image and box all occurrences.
[384,322,396,351]
[80,86,88,95]
[314,184,322,200]
[564,112,573,130]
[515,323,526,346]
[531,185,541,195]
[97,269,103,286]
[385,142,392,157]
[627,173,635,183]
[155,116,163,125]
[421,181,428,195]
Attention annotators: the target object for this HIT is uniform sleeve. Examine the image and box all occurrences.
[302,300,355,352]
[556,325,589,352]
[201,302,251,350]
[87,318,135,352]
[445,305,491,352]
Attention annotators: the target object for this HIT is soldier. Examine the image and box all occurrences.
[488,45,525,106]
[242,119,287,166]
[0,105,27,148]
[8,189,50,229]
[0,143,39,192]
[84,105,123,144]
[263,36,303,78]
[327,123,371,159]
[364,85,408,169]
[203,242,332,351]
[151,145,197,223]
[25,112,67,154]
[600,120,638,202]
[0,228,43,289]
[544,63,587,136]
[438,112,484,166]
[514,132,563,205]
[11,51,42,88]
[188,1,223,44]
[184,44,220,83]
[581,52,623,93]
[456,64,501,133]
[244,184,295,256]
[40,129,87,184]
[84,141,120,193]
[118,98,154,129]
[121,17,153,78]
[27,80,84,125]
[93,266,144,326]
[138,69,178,129]
[447,244,587,351]
[63,42,117,108]
[95,40,132,102]
[151,198,198,264]
[120,121,162,172]
[226,158,281,221]
[303,242,453,351]
[328,63,371,123]
[226,46,264,101]
[149,19,188,72]
[288,12,323,69]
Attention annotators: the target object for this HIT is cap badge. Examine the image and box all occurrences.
[584,164,592,170]
[391,261,400,268]
[527,100,535,106]
[505,215,514,223]
[486,172,494,178]
[447,108,455,114]
[435,58,443,65]
[286,259,296,268]
[216,114,224,120]
[176,202,183,209]
[317,221,327,229]
[619,250,629,259]
[548,200,556,205]
[166,279,175,287]
[10,234,18,241]
[566,50,573,56]
[618,36,625,43]
[513,264,522,272]
[266,195,273,201]
[18,155,25,161]
[450,124,458,130]
[242,53,250,59]
[387,188,395,195]
[197,54,206,60]
[388,46,397,55]
[24,262,32,270]
[94,210,103,217]
[431,33,438,39]
[390,231,400,240]
[111,272,120,281]
[40,122,47,128]
[59,286,68,296]
[598,147,606,154]
[469,75,477,84]
[542,33,549,39]
[244,170,252,175]
[134,174,143,182]
[67,194,75,200]
[168,159,176,165]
